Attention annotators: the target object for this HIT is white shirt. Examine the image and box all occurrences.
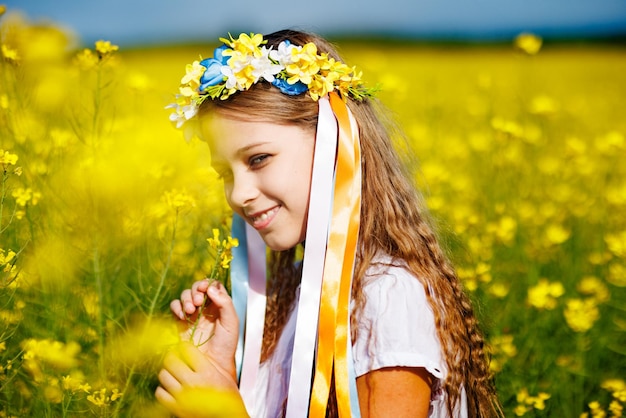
[253,255,467,418]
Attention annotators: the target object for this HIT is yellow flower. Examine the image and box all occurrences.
[608,400,623,417]
[207,228,221,250]
[163,189,197,211]
[11,188,41,207]
[1,44,20,63]
[222,33,265,57]
[545,223,570,245]
[286,42,321,86]
[87,387,123,407]
[515,33,543,55]
[564,298,600,333]
[61,373,91,393]
[74,48,98,69]
[180,60,206,94]
[0,149,18,166]
[94,40,119,57]
[577,276,609,303]
[608,263,626,287]
[605,231,626,258]
[527,279,564,310]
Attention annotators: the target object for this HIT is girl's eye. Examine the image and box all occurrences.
[249,154,270,167]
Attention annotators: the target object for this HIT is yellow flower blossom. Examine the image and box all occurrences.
[488,216,517,245]
[608,263,626,287]
[74,48,98,69]
[545,223,571,245]
[577,276,609,303]
[180,60,206,95]
[605,231,626,258]
[564,298,600,333]
[0,248,16,273]
[529,95,559,115]
[87,387,123,407]
[588,401,606,418]
[1,44,20,63]
[515,33,543,55]
[20,338,81,380]
[608,400,623,417]
[11,187,41,207]
[62,374,91,393]
[0,149,18,166]
[527,279,564,310]
[94,40,119,57]
[222,32,264,57]
[163,189,197,211]
[515,388,551,415]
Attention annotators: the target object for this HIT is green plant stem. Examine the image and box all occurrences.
[147,210,178,319]
[111,210,179,418]
[93,245,106,379]
[0,170,7,234]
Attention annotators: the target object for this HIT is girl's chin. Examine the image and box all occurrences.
[261,234,305,252]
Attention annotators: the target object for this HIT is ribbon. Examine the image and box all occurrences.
[230,214,248,379]
[231,217,267,415]
[230,93,362,418]
[309,93,362,418]
[285,97,338,417]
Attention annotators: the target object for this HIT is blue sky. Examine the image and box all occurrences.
[5,0,626,46]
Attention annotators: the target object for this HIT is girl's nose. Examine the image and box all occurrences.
[227,171,259,209]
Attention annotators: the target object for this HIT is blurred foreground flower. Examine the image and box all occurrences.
[168,386,248,418]
[21,338,81,381]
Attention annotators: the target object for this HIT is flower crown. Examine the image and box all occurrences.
[167,33,376,129]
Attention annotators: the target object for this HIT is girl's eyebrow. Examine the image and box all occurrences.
[235,141,271,157]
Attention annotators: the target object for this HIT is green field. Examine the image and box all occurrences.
[1,12,626,418]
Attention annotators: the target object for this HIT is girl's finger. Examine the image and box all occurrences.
[170,299,185,320]
[191,280,210,305]
[157,367,182,395]
[180,289,198,313]
[206,282,238,333]
[154,385,177,411]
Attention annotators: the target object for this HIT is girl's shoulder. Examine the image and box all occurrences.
[354,253,445,380]
[363,253,428,300]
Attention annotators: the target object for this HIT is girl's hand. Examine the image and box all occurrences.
[171,279,239,379]
[155,341,248,418]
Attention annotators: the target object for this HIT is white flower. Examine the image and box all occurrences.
[270,41,298,66]
[251,46,283,83]
[221,66,237,90]
[166,98,198,129]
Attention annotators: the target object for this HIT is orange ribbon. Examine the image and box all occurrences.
[309,93,362,417]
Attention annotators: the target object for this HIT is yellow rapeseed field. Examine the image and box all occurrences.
[1,8,625,417]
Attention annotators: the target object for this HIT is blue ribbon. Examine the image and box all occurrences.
[230,213,249,380]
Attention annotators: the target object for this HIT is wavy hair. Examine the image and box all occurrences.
[200,29,502,418]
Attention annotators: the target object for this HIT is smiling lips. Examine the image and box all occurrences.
[247,206,279,230]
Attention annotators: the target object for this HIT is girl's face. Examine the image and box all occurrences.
[205,114,315,251]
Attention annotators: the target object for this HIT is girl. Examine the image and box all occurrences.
[156,29,502,418]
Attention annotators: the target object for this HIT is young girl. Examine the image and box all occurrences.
[155,29,502,418]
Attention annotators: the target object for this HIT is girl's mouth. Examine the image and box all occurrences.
[249,206,279,230]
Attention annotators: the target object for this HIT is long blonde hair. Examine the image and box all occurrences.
[200,29,502,418]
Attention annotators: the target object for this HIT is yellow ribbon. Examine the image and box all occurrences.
[309,93,362,417]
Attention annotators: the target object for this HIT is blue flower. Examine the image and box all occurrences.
[272,78,308,96]
[199,45,229,91]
